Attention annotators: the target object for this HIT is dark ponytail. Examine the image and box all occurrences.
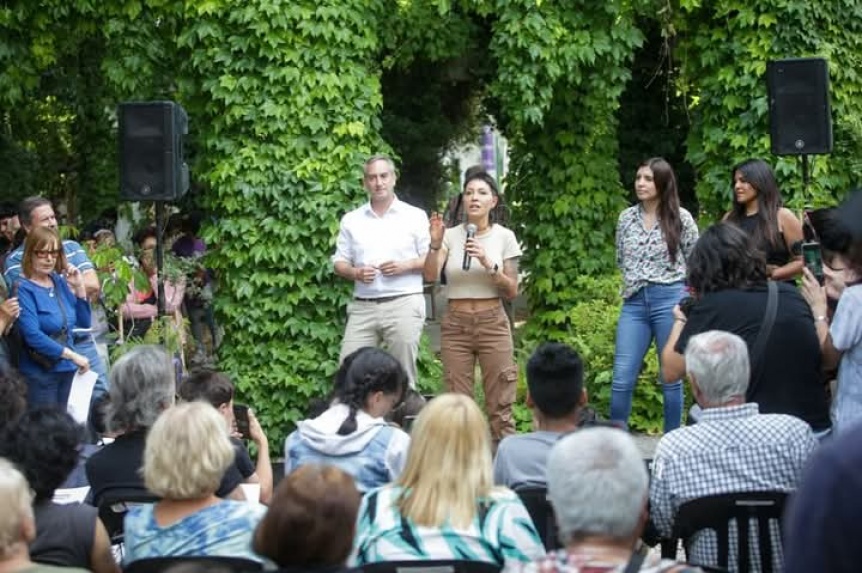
[335,348,407,436]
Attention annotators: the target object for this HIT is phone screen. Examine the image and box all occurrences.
[802,242,824,284]
[233,404,251,440]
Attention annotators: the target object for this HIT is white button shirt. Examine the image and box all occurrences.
[332,197,430,298]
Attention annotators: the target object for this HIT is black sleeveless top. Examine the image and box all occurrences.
[735,214,791,267]
[31,501,97,569]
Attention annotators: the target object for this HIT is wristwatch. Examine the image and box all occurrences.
[488,263,499,276]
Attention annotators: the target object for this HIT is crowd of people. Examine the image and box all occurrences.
[0,153,861,573]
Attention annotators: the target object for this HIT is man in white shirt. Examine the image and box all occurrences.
[332,155,430,387]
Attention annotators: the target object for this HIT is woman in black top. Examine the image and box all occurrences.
[724,158,803,281]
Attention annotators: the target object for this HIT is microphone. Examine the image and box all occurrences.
[462,223,477,271]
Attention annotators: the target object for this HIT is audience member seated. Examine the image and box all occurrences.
[178,370,272,504]
[254,464,360,573]
[123,402,266,565]
[85,345,176,506]
[387,387,427,430]
[284,347,410,492]
[121,226,185,340]
[0,367,27,431]
[494,342,586,488]
[650,330,816,570]
[351,393,543,569]
[523,427,697,573]
[783,419,862,573]
[661,222,831,435]
[0,458,89,573]
[0,409,117,573]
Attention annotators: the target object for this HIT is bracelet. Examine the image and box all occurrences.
[674,317,687,324]
[429,244,442,251]
[815,315,828,323]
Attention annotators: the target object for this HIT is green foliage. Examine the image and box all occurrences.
[673,0,862,219]
[178,0,390,447]
[490,0,647,338]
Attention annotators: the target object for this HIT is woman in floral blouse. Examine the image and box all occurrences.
[610,158,699,432]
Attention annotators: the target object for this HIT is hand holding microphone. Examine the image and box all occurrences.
[462,224,478,271]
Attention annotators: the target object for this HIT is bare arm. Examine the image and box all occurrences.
[661,306,688,382]
[247,410,273,505]
[82,269,101,299]
[488,257,519,301]
[771,208,804,281]
[423,212,447,283]
[801,268,842,370]
[90,518,120,573]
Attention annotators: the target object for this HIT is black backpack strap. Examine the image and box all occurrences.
[748,280,779,397]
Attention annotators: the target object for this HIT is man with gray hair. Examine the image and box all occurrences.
[523,427,692,572]
[650,330,817,570]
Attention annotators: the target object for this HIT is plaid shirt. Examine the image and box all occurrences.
[649,403,817,570]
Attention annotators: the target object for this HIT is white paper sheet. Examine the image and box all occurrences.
[67,370,98,424]
[240,483,261,504]
[53,487,90,505]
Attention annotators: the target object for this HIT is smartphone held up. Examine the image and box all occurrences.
[233,404,252,440]
[802,242,825,285]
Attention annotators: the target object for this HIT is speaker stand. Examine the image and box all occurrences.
[799,155,811,204]
[154,201,168,345]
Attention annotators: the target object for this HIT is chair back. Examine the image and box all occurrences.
[360,560,501,573]
[514,486,562,551]
[671,491,788,573]
[97,489,160,545]
[123,556,263,573]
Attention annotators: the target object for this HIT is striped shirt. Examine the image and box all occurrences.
[4,239,95,291]
[350,485,544,570]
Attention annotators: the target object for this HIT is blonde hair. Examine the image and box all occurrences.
[396,394,495,528]
[0,458,34,558]
[143,402,234,500]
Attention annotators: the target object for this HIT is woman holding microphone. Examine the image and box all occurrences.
[424,167,521,446]
[610,158,699,432]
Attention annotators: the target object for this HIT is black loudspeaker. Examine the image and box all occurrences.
[119,101,189,201]
[767,58,833,156]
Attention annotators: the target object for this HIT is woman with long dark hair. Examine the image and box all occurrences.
[424,167,521,446]
[284,347,409,492]
[724,158,803,281]
[610,158,699,432]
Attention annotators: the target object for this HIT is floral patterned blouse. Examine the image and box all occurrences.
[615,205,699,299]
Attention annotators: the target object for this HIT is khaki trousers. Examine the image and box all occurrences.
[339,293,426,388]
[440,303,518,443]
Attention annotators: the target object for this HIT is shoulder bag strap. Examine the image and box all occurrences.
[622,544,648,573]
[747,280,778,397]
[52,274,69,339]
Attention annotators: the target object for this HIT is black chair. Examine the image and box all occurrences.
[360,560,501,573]
[97,489,160,546]
[515,486,562,551]
[124,556,263,573]
[663,491,788,573]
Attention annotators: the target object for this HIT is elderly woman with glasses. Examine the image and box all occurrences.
[16,226,91,408]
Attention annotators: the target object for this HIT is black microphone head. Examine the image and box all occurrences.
[466,223,478,238]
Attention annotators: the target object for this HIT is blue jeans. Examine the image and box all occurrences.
[25,368,74,408]
[610,282,685,433]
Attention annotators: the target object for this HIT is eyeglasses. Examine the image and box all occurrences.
[34,249,61,259]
